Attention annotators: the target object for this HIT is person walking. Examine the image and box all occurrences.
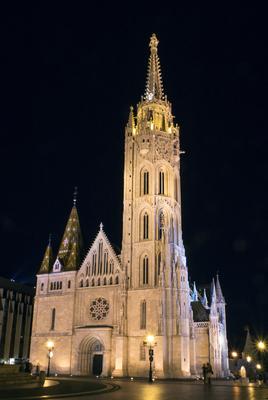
[202,363,207,384]
[206,362,213,385]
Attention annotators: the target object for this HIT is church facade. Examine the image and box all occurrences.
[30,34,229,378]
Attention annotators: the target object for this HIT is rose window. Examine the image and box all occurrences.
[89,297,110,320]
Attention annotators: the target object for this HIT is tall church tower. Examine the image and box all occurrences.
[121,34,191,377]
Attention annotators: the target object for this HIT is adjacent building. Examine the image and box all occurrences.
[30,34,229,378]
[0,276,34,362]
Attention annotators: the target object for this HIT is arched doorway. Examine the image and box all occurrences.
[78,337,104,375]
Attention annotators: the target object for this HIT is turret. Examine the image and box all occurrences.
[38,234,53,274]
[53,188,83,272]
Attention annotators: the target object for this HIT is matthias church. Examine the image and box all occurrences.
[30,34,229,378]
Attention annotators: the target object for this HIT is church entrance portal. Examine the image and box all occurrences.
[78,337,104,376]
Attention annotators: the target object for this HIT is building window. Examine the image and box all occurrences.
[143,213,149,240]
[159,171,165,194]
[142,256,149,285]
[92,279,95,286]
[140,344,146,361]
[143,171,149,195]
[140,300,146,329]
[104,252,108,274]
[158,211,164,240]
[41,283,44,291]
[97,278,101,286]
[103,277,107,285]
[50,282,53,290]
[51,308,56,330]
[109,277,113,285]
[68,280,71,289]
[98,241,103,274]
[109,261,114,274]
[115,276,119,284]
[93,253,97,275]
[86,279,89,287]
[80,280,83,287]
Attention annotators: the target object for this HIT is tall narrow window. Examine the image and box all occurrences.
[143,171,149,195]
[98,241,103,274]
[93,253,96,275]
[158,211,164,240]
[41,283,44,291]
[51,308,56,330]
[142,256,149,285]
[159,171,165,194]
[68,280,71,289]
[140,300,146,329]
[143,213,149,239]
[104,252,108,274]
[158,252,161,275]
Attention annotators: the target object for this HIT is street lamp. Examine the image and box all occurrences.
[256,363,262,370]
[46,340,54,377]
[246,356,252,363]
[231,351,238,358]
[143,335,156,383]
[257,341,266,351]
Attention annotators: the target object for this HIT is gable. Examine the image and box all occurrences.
[78,226,122,287]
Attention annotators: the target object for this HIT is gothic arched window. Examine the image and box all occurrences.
[92,252,97,275]
[115,276,119,284]
[143,171,149,195]
[142,256,149,285]
[109,261,114,274]
[104,252,108,274]
[103,277,107,285]
[98,241,103,275]
[158,211,164,240]
[159,170,165,194]
[109,277,113,285]
[143,213,149,240]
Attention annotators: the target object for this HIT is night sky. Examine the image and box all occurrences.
[1,4,267,349]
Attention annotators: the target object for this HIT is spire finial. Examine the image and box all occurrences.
[100,222,103,230]
[48,233,52,246]
[73,186,78,206]
[149,33,159,53]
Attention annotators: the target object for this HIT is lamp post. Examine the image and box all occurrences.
[144,335,156,383]
[46,341,54,377]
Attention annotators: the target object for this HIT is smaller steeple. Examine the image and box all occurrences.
[210,278,218,315]
[56,190,83,271]
[216,274,225,303]
[192,282,198,301]
[38,234,54,274]
[127,106,135,129]
[202,288,209,309]
[242,327,255,359]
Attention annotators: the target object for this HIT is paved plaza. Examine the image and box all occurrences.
[1,377,268,400]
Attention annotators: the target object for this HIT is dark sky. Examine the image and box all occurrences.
[1,4,267,348]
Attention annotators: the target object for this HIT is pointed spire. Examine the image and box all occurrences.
[192,281,198,301]
[127,106,135,128]
[144,34,164,101]
[242,327,255,359]
[216,274,225,303]
[38,234,54,274]
[210,278,218,316]
[202,288,209,309]
[56,200,83,271]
